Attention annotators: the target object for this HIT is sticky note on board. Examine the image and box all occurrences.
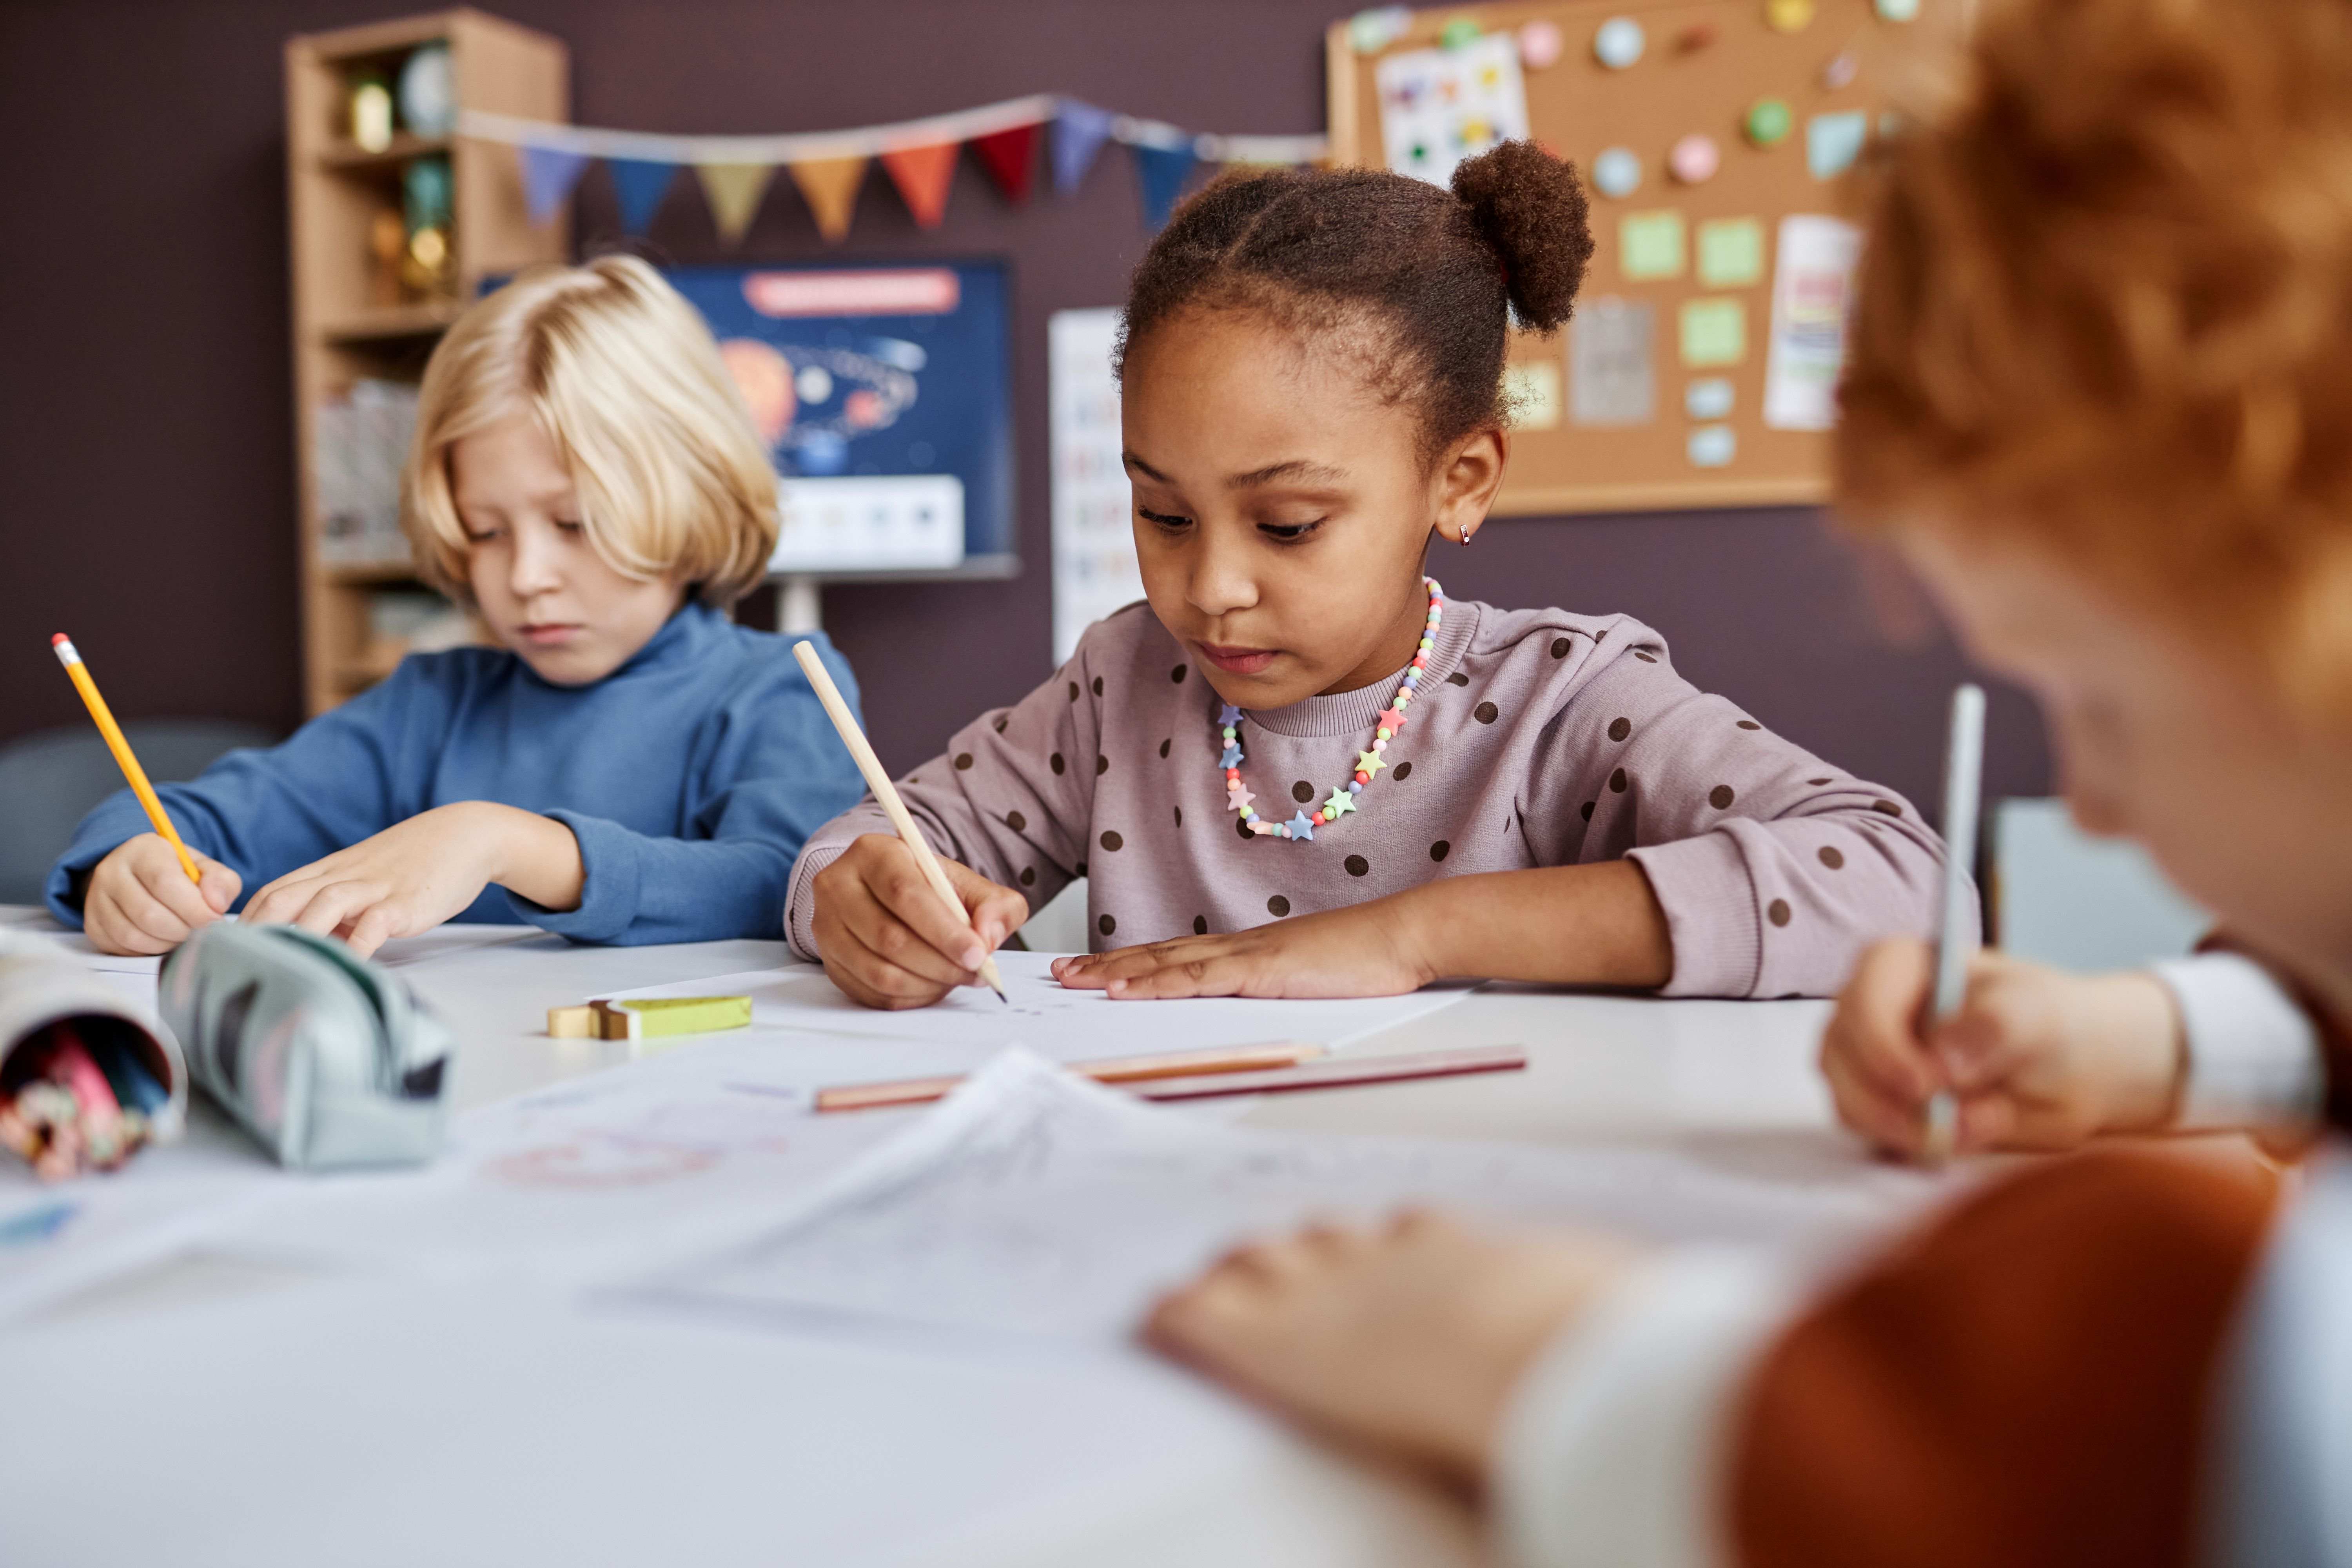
[1685,377,1735,419]
[1688,425,1737,466]
[1679,297,1747,367]
[1807,112,1869,180]
[1696,218,1766,288]
[1503,360,1564,428]
[1619,210,1686,280]
[1570,296,1656,425]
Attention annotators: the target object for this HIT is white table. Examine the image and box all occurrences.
[0,909,1860,1568]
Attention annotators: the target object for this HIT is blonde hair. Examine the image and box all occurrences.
[1835,0,2352,706]
[403,255,778,607]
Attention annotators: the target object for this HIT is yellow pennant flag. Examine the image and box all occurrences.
[789,154,868,243]
[696,162,775,245]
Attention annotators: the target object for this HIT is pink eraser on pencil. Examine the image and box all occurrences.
[48,1038,122,1129]
[51,633,67,646]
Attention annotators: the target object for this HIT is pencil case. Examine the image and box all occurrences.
[0,935,188,1175]
[160,922,452,1171]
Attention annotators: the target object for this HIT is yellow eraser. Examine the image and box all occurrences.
[611,995,753,1038]
[546,1004,597,1038]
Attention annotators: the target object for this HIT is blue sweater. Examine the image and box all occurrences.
[47,604,869,945]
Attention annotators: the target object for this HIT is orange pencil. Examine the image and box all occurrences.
[50,634,202,886]
[817,1040,1328,1112]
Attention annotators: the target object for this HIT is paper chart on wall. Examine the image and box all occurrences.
[1049,307,1142,664]
[1376,31,1530,190]
[637,1049,1945,1341]
[1762,215,1863,431]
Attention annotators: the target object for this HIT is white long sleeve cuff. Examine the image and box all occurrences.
[1493,1248,1802,1568]
[2149,953,2324,1131]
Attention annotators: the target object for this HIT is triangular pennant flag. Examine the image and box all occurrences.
[1051,102,1116,195]
[696,162,775,245]
[971,122,1041,204]
[1130,141,1200,231]
[789,154,868,243]
[608,157,679,236]
[518,144,590,226]
[880,142,958,229]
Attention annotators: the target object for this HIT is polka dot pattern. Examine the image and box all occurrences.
[1736,719,1761,731]
[1067,681,1079,702]
[1551,637,1572,658]
[1019,866,1036,886]
[954,752,974,770]
[1474,701,1499,724]
[1818,846,1844,869]
[1005,810,1026,833]
[1171,664,1188,683]
[1580,800,1595,820]
[1096,754,1109,775]
[1709,784,1736,809]
[1447,671,1470,686]
[1159,738,1172,759]
[1194,915,1209,935]
[1609,767,1628,793]
[1236,814,1253,841]
[1430,840,1450,862]
[1099,914,1116,936]
[1633,651,1657,663]
[993,716,1008,733]
[1808,777,1831,786]
[1871,800,1902,817]
[1292,780,1315,803]
[1091,676,1104,697]
[1050,752,1065,775]
[1100,830,1123,851]
[1267,895,1291,918]
[1392,761,1412,780]
[1344,854,1369,877]
[1074,860,1087,877]
[1607,717,1631,742]
[1767,899,1791,927]
[1173,806,1183,826]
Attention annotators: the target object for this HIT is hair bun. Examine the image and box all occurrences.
[1450,141,1593,333]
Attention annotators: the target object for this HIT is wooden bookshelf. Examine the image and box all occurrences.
[285,9,568,715]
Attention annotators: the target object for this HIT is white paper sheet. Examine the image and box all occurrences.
[638,1050,1941,1341]
[1761,215,1863,431]
[1049,307,1142,663]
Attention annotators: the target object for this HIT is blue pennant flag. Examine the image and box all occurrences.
[1050,102,1116,195]
[608,157,679,236]
[1130,140,1199,231]
[518,145,590,226]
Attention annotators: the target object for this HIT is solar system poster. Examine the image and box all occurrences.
[664,261,1013,573]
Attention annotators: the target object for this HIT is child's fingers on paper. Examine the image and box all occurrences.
[195,854,243,915]
[1820,1046,1928,1156]
[134,844,227,935]
[938,859,1027,950]
[86,885,176,955]
[1107,951,1260,999]
[1821,940,1941,1102]
[340,900,411,960]
[822,922,955,1009]
[277,879,390,940]
[837,884,983,987]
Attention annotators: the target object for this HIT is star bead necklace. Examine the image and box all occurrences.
[1224,579,1443,841]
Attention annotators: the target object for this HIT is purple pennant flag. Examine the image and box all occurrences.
[607,157,679,236]
[1050,102,1116,195]
[1130,141,1199,231]
[518,144,590,226]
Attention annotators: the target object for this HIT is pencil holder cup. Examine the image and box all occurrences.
[160,922,452,1171]
[0,935,188,1139]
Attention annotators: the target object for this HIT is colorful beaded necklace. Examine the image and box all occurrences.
[1223,578,1444,841]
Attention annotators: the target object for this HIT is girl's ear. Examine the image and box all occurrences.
[1431,427,1509,546]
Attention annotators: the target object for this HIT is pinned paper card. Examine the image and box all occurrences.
[1679,297,1747,367]
[1688,425,1737,467]
[1764,215,1863,430]
[1376,32,1530,190]
[1807,112,1869,180]
[1619,210,1686,279]
[1685,377,1735,420]
[1504,361,1564,429]
[1570,297,1655,426]
[1697,217,1766,288]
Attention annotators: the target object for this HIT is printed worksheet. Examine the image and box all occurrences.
[635,1050,1946,1341]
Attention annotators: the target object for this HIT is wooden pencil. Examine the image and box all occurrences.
[816,1040,1327,1112]
[51,634,202,886]
[791,640,1009,1003]
[1121,1045,1527,1102]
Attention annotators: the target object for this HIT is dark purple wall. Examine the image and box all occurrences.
[0,0,2050,821]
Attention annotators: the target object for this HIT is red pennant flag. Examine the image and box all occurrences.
[881,142,958,229]
[970,123,1041,204]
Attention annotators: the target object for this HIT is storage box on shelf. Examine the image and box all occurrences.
[285,9,567,715]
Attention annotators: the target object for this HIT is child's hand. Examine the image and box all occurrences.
[1821,939,2185,1160]
[82,835,241,955]
[243,802,570,959]
[1053,901,1436,1000]
[811,834,1028,1009]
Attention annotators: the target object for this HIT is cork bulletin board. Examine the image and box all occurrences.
[1326,0,1961,515]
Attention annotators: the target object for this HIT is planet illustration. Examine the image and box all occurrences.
[717,334,922,476]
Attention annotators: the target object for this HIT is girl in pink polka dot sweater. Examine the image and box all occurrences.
[787,143,1955,1009]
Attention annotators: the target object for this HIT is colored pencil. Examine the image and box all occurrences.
[1923,683,1987,1164]
[51,634,202,886]
[1121,1045,1526,1102]
[817,1040,1327,1112]
[792,640,1008,1003]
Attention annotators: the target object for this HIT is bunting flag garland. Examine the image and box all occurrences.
[519,144,590,226]
[695,162,775,244]
[1049,102,1117,196]
[969,122,1040,203]
[608,157,679,236]
[1129,140,1201,232]
[788,154,868,243]
[458,96,1327,242]
[879,142,959,229]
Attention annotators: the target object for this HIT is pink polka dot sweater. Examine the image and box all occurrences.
[785,599,1959,998]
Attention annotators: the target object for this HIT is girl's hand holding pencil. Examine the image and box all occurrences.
[82,835,241,956]
[810,835,1029,1009]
